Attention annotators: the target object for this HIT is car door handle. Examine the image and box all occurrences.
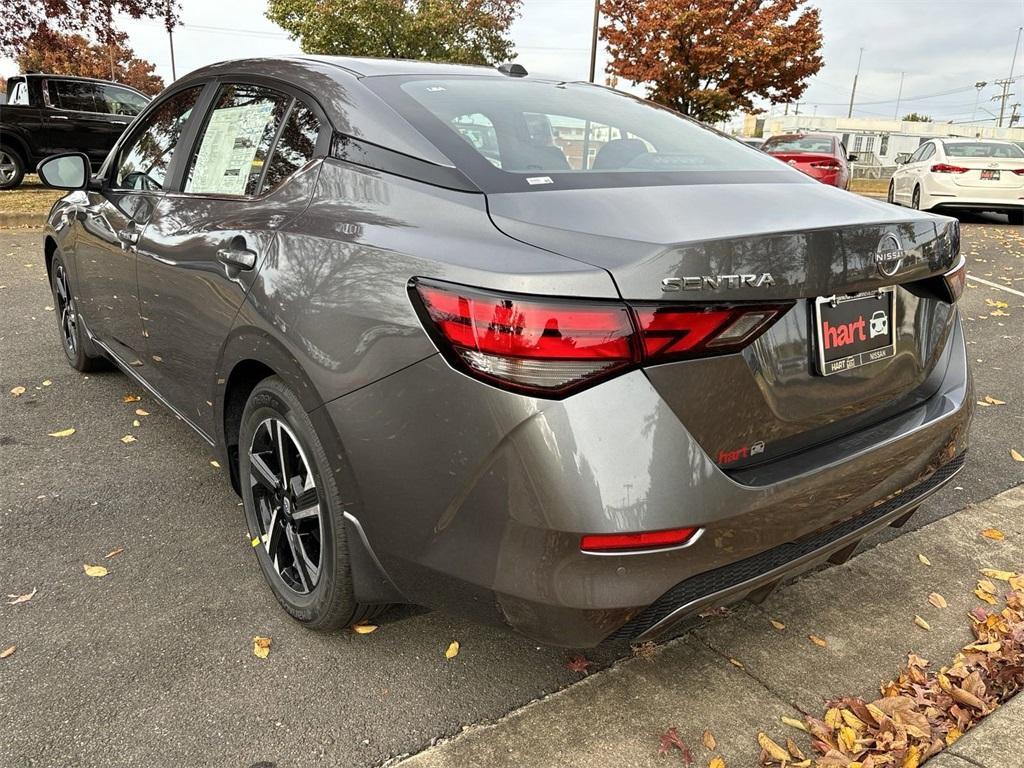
[216,247,257,270]
[117,228,140,245]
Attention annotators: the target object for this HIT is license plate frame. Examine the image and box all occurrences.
[813,288,897,376]
[981,169,1000,180]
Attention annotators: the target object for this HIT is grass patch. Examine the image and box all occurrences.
[850,178,890,195]
[0,176,64,216]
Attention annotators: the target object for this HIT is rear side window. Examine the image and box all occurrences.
[8,80,28,105]
[115,86,203,190]
[260,102,320,194]
[184,84,290,197]
[47,80,104,112]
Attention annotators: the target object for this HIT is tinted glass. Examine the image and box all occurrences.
[764,136,834,154]
[374,77,783,191]
[260,103,320,194]
[184,84,289,196]
[48,80,104,112]
[115,86,202,190]
[100,84,148,116]
[942,141,1024,159]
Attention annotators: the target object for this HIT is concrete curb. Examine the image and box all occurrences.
[393,484,1024,767]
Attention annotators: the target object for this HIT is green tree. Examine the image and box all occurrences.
[902,112,932,122]
[266,0,521,65]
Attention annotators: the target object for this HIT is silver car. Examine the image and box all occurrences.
[36,57,972,647]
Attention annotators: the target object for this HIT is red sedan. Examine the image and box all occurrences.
[762,133,855,189]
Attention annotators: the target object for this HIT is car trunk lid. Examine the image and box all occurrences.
[767,151,841,177]
[943,158,1024,189]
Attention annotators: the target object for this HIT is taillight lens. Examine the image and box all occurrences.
[412,279,790,397]
[580,527,698,553]
[1012,169,1024,176]
[809,160,842,170]
[943,254,967,303]
[931,163,969,174]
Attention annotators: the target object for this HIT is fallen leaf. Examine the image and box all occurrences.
[104,547,124,559]
[918,554,932,566]
[981,528,1006,541]
[902,743,921,768]
[658,727,688,758]
[770,619,786,630]
[210,460,221,468]
[983,396,1006,405]
[253,635,271,659]
[122,394,141,403]
[6,588,37,605]
[83,564,108,578]
[352,623,377,634]
[914,615,931,631]
[757,732,790,762]
[565,654,592,673]
[709,758,725,768]
[0,646,15,659]
[928,592,948,609]
[132,419,141,428]
[9,386,25,397]
[444,640,460,659]
[978,579,998,595]
[1012,449,1024,463]
[728,657,744,668]
[135,408,150,416]
[48,428,75,437]
[41,379,51,386]
[120,435,137,444]
[809,634,828,647]
[981,568,1017,582]
[786,737,804,759]
[781,715,808,732]
[975,587,998,605]
[965,640,1001,653]
[702,729,716,750]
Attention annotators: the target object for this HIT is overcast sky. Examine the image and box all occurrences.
[3,0,1023,126]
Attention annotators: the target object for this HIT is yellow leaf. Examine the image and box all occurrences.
[445,640,460,659]
[756,732,790,762]
[10,386,26,397]
[253,635,271,659]
[352,623,378,634]
[120,435,137,444]
[41,379,51,386]
[83,564,108,578]
[902,743,921,768]
[0,645,15,659]
[104,547,124,559]
[946,727,962,746]
[132,419,141,428]
[781,715,808,732]
[122,394,141,403]
[981,568,1017,582]
[770,619,786,630]
[48,428,75,437]
[983,396,1006,405]
[841,709,867,731]
[809,634,828,647]
[709,758,726,768]
[6,587,37,605]
[978,579,998,595]
[702,730,716,750]
[135,408,150,416]
[928,592,947,609]
[975,588,998,605]
[728,657,744,668]
[918,554,932,566]
[965,641,1001,653]
[210,460,221,468]
[786,738,805,760]
[825,707,842,729]
[1012,449,1024,463]
[838,725,857,753]
[981,528,1006,540]
[914,615,931,630]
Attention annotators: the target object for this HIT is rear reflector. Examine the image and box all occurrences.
[943,254,967,303]
[580,527,698,553]
[809,160,842,170]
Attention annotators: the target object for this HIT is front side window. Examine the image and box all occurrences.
[99,85,148,117]
[115,86,202,190]
[260,102,320,194]
[184,84,289,197]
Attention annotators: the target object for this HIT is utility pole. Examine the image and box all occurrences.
[972,81,988,123]
[588,0,600,83]
[893,72,904,120]
[1011,103,1022,127]
[847,47,864,118]
[997,27,1023,127]
[166,0,177,80]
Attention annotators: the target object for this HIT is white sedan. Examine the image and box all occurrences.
[888,138,1024,224]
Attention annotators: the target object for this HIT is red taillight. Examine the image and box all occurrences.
[580,527,698,553]
[931,163,969,174]
[809,160,842,170]
[413,279,790,396]
[1012,169,1024,176]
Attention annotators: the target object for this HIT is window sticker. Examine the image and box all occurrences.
[189,102,275,196]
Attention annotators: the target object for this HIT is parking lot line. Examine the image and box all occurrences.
[967,274,1024,299]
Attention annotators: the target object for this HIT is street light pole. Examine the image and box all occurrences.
[588,0,600,83]
[167,0,177,81]
[847,47,864,119]
[893,72,904,120]
[972,81,988,123]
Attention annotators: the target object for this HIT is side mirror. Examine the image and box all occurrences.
[847,153,859,162]
[37,152,90,190]
[894,154,910,165]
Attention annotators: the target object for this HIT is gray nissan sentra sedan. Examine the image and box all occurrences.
[35,57,972,647]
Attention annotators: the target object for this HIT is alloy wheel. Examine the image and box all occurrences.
[912,187,921,210]
[53,264,78,357]
[0,150,17,186]
[248,418,324,595]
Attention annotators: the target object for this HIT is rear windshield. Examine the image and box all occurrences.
[763,136,834,154]
[942,141,1024,159]
[363,76,797,193]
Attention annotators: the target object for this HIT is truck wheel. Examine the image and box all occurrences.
[0,148,25,190]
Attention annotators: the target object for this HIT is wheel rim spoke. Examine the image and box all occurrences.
[250,452,280,492]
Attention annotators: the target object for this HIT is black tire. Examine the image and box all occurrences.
[887,181,896,205]
[239,376,377,630]
[0,146,25,190]
[1008,210,1024,226]
[50,253,107,372]
[911,186,921,210]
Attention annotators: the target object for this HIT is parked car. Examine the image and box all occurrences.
[762,133,855,188]
[738,136,765,150]
[889,138,1024,224]
[36,57,971,647]
[0,73,149,189]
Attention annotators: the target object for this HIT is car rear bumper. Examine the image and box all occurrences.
[324,316,972,647]
[925,175,1024,210]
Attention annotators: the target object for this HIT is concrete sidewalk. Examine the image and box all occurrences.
[394,485,1024,767]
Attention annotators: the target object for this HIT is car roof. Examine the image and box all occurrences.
[17,72,144,91]
[297,55,509,78]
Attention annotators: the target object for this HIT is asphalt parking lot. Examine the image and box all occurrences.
[1,215,1022,768]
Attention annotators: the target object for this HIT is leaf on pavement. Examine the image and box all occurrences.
[565,654,592,673]
[122,394,141,403]
[210,460,221,468]
[928,592,947,609]
[781,715,807,732]
[917,554,931,566]
[352,623,377,634]
[253,635,271,659]
[786,737,805,759]
[809,634,828,647]
[132,419,141,428]
[981,528,1006,541]
[978,579,998,595]
[982,395,1006,405]
[757,732,790,762]
[0,646,15,659]
[1012,449,1024,463]
[104,547,124,559]
[981,568,1017,582]
[914,615,931,631]
[135,408,150,416]
[975,587,998,605]
[770,618,786,630]
[6,588,37,605]
[444,640,460,659]
[10,386,25,397]
[83,564,108,578]
[120,435,137,444]
[48,428,75,437]
[902,744,921,768]
[709,758,725,768]
[728,657,744,668]
[702,729,716,750]
[41,379,51,386]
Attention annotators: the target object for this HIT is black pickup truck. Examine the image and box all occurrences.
[1,73,149,190]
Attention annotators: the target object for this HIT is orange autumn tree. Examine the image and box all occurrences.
[600,0,823,124]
